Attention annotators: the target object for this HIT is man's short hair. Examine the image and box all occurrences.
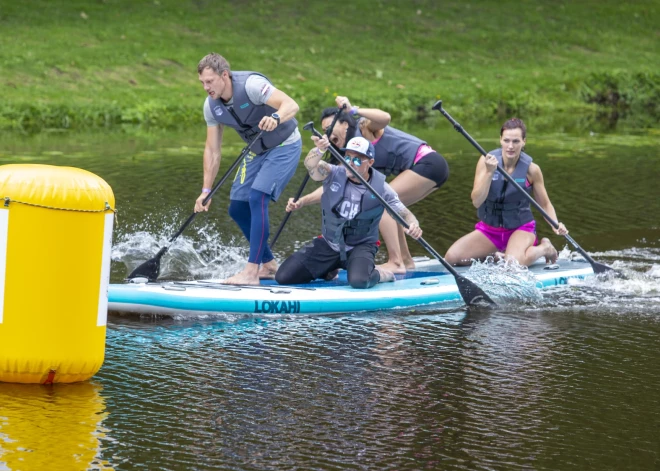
[197,53,231,76]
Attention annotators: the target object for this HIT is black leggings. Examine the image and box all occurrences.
[276,237,381,289]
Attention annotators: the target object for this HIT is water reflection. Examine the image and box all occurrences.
[364,315,469,466]
[455,310,561,467]
[0,382,112,471]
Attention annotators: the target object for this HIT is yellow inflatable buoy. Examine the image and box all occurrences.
[0,164,115,383]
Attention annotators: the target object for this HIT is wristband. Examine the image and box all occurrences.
[202,188,212,194]
[315,147,325,155]
[349,106,359,116]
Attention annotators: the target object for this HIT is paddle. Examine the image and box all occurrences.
[269,104,347,251]
[433,100,618,276]
[127,131,264,281]
[303,121,497,308]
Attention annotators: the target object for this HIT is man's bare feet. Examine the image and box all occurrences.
[258,260,278,280]
[222,273,261,285]
[540,238,559,264]
[377,261,407,275]
[376,266,395,283]
[222,263,261,286]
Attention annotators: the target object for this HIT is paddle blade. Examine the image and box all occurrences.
[455,274,497,308]
[591,261,627,279]
[126,247,167,281]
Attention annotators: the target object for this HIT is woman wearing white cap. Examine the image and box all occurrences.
[276,137,423,289]
[290,96,448,274]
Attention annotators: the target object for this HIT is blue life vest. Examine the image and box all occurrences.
[207,71,297,155]
[321,167,386,259]
[477,148,535,229]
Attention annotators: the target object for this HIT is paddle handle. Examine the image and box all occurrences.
[167,130,264,244]
[433,101,601,266]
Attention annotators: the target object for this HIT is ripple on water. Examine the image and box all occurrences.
[98,304,660,470]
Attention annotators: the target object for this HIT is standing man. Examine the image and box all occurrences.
[195,53,302,285]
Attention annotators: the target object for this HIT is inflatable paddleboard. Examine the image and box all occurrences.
[108,257,593,317]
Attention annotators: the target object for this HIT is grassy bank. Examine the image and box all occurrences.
[0,0,658,131]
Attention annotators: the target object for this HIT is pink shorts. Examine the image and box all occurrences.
[475,220,537,252]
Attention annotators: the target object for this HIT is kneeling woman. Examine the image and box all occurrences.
[276,137,422,289]
[445,118,568,267]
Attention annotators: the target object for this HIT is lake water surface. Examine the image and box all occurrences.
[0,122,658,470]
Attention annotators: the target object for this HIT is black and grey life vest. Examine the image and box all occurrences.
[477,148,534,229]
[355,125,425,176]
[207,71,297,155]
[321,166,386,258]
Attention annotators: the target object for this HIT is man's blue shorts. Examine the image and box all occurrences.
[230,138,302,202]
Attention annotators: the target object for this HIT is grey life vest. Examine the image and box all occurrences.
[321,166,386,259]
[355,125,425,176]
[477,148,534,229]
[207,71,297,155]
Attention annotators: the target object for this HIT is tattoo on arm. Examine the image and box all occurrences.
[305,156,330,180]
[304,152,320,170]
[317,162,330,177]
[398,208,417,226]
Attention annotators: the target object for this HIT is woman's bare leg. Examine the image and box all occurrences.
[445,231,499,266]
[505,231,558,266]
[378,171,438,273]
[378,212,408,274]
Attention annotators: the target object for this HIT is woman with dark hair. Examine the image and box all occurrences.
[288,96,449,274]
[444,118,568,267]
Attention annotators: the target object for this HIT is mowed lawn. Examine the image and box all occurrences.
[0,0,658,129]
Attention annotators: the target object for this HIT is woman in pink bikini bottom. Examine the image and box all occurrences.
[445,118,568,267]
[475,220,537,253]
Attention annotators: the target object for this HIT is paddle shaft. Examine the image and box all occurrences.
[168,130,264,244]
[269,174,310,247]
[434,101,604,267]
[269,105,346,250]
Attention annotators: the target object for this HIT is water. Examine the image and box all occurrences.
[0,123,659,470]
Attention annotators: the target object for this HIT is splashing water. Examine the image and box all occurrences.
[648,265,660,279]
[531,246,660,315]
[464,257,544,305]
[112,222,250,280]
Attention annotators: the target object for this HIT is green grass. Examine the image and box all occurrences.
[0,0,658,130]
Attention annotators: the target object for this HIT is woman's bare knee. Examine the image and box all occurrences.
[445,248,470,266]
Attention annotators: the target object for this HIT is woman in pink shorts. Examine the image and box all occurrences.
[445,118,568,267]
